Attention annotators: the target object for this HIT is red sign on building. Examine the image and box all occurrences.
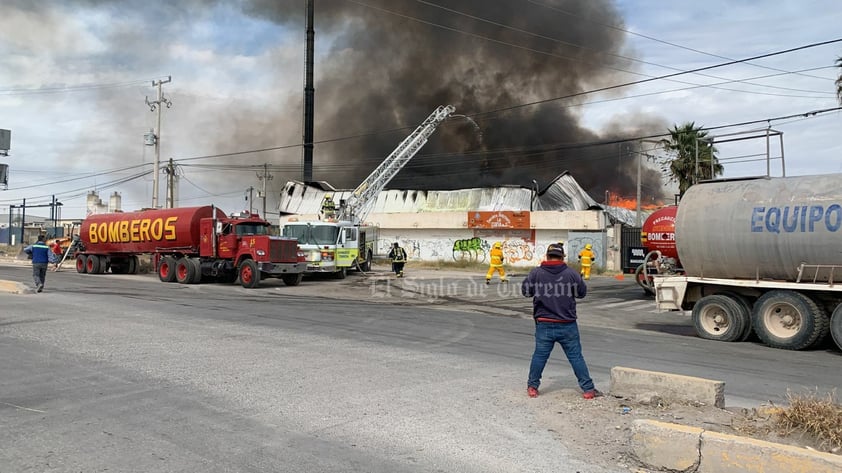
[467,211,531,229]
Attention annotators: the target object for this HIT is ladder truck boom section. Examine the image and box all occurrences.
[338,105,456,223]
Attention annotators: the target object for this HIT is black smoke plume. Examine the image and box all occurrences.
[245,0,667,204]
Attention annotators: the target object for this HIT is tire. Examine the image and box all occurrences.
[334,267,347,279]
[719,291,754,342]
[360,251,372,272]
[188,258,202,284]
[692,294,746,342]
[282,273,303,286]
[752,290,829,350]
[829,304,842,351]
[158,256,177,283]
[127,256,138,275]
[76,254,87,273]
[175,258,196,284]
[635,264,655,296]
[85,255,102,274]
[239,259,260,288]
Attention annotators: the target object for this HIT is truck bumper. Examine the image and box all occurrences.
[257,262,305,275]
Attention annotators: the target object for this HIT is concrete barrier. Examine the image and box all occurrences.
[609,366,725,408]
[631,420,842,473]
[700,430,842,473]
[630,419,701,471]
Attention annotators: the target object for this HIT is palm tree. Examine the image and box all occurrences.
[659,122,723,197]
[836,57,842,104]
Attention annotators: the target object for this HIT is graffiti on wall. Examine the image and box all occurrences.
[452,237,488,263]
[501,239,534,264]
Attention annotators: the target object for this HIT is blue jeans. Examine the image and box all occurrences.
[528,322,594,392]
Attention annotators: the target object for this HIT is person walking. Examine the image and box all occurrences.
[24,234,51,293]
[388,242,407,277]
[485,241,507,284]
[577,243,596,280]
[522,242,602,399]
[48,239,63,271]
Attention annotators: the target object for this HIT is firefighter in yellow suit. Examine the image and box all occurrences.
[578,243,596,280]
[486,242,507,284]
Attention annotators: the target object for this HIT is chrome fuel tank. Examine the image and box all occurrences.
[676,174,842,281]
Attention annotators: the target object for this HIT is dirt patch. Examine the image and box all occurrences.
[526,388,839,472]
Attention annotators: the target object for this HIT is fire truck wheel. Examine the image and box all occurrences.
[360,250,372,272]
[176,258,195,284]
[76,254,87,273]
[752,290,828,350]
[334,267,347,279]
[692,294,746,342]
[188,258,202,284]
[282,273,303,286]
[239,259,261,288]
[158,256,177,283]
[85,255,103,274]
[831,304,842,351]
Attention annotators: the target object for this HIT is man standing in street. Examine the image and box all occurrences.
[388,242,407,278]
[24,234,50,293]
[522,242,601,399]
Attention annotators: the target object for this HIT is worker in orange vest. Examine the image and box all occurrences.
[486,241,507,284]
[578,243,596,280]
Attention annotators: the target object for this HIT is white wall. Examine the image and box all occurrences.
[280,210,619,269]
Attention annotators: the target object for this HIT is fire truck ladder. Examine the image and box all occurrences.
[338,105,456,223]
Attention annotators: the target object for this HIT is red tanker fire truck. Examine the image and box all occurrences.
[74,206,305,288]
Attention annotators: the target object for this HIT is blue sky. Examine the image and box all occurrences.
[1,0,841,220]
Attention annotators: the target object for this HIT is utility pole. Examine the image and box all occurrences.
[145,76,172,208]
[164,158,177,208]
[245,186,255,214]
[257,163,273,217]
[302,0,315,182]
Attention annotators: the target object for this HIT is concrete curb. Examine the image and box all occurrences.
[609,366,725,408]
[0,279,29,294]
[631,419,842,473]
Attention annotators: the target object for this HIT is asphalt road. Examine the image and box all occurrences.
[1,263,840,472]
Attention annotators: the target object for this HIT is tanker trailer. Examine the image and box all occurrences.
[654,174,842,351]
[636,206,682,295]
[76,206,305,288]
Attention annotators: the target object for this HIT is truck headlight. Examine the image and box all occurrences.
[256,250,266,256]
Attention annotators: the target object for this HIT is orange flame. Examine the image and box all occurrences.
[607,194,662,211]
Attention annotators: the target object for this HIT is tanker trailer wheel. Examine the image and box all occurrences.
[127,256,138,275]
[158,256,177,283]
[85,255,103,274]
[76,254,87,273]
[239,259,261,288]
[719,291,754,341]
[282,273,303,286]
[175,257,198,284]
[634,264,655,295]
[692,294,747,342]
[829,304,842,351]
[751,290,829,350]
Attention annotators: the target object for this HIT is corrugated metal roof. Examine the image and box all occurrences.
[277,173,645,226]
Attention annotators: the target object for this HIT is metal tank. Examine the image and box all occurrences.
[676,174,842,281]
[641,206,679,260]
[81,206,225,255]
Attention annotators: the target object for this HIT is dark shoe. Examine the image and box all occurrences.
[36,284,44,293]
[501,279,508,283]
[582,389,603,400]
[527,386,539,398]
[485,279,490,285]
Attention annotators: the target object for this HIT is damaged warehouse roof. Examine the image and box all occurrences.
[278,172,643,226]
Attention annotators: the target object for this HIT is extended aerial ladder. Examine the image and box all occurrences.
[337,105,455,223]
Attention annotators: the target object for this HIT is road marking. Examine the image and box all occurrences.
[593,299,645,309]
[0,401,46,413]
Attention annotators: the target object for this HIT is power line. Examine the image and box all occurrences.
[0,79,153,96]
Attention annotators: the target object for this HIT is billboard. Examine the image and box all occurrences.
[467,211,531,229]
[0,129,9,151]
